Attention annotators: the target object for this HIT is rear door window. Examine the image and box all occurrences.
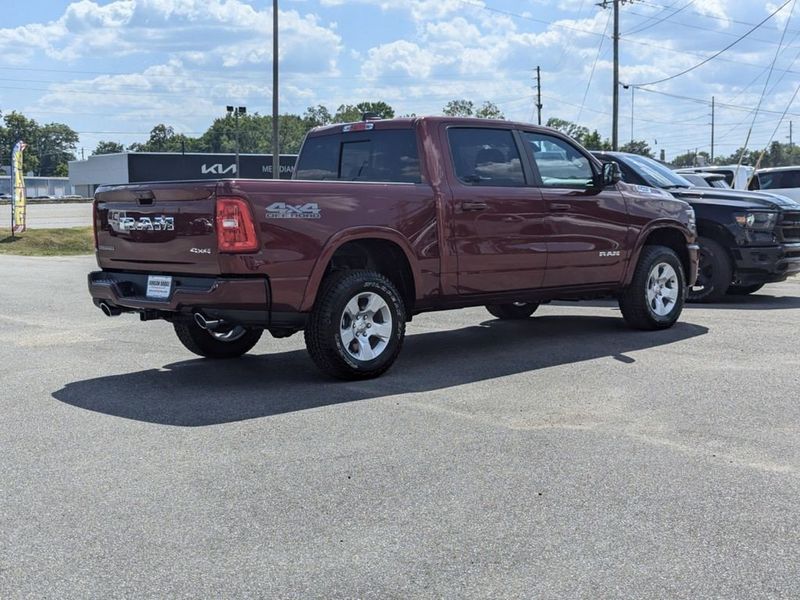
[295,129,421,183]
[758,169,800,189]
[447,128,526,187]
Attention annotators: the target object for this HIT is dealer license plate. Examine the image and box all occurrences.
[146,275,172,299]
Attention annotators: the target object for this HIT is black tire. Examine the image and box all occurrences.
[173,318,262,359]
[727,283,764,296]
[619,245,686,330]
[486,302,540,320]
[688,237,732,303]
[304,270,406,380]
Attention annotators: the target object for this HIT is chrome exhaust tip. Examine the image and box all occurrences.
[99,302,122,317]
[194,312,222,331]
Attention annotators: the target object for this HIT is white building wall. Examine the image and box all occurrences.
[68,153,130,197]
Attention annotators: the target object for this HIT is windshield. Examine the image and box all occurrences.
[622,154,692,189]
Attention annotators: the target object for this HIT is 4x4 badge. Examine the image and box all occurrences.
[266,202,321,219]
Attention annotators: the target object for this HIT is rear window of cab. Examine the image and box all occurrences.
[295,129,422,183]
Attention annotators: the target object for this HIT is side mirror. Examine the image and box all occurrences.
[593,161,621,188]
[602,161,622,186]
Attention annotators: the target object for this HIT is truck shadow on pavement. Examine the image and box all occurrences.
[554,293,800,311]
[53,316,707,427]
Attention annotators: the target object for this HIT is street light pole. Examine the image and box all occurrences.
[272,0,280,180]
[630,85,634,143]
[227,105,246,176]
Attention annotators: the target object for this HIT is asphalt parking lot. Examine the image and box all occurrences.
[0,202,92,229]
[2,254,799,598]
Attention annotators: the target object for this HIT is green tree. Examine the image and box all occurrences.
[93,141,125,155]
[332,101,395,123]
[129,125,202,153]
[765,141,785,168]
[304,105,332,128]
[545,118,588,141]
[129,124,176,152]
[356,101,395,119]
[196,112,311,155]
[36,122,79,176]
[545,117,609,149]
[581,130,611,151]
[443,99,475,117]
[618,139,653,158]
[0,112,40,174]
[672,150,710,168]
[475,101,504,120]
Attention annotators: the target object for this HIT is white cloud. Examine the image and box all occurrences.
[0,0,342,70]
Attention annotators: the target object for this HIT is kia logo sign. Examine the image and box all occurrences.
[201,163,237,175]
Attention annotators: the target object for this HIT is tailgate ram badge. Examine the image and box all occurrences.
[108,210,175,232]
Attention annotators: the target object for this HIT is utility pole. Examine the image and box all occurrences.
[790,121,794,150]
[272,0,280,180]
[711,96,715,163]
[534,66,543,125]
[612,0,619,150]
[599,0,635,150]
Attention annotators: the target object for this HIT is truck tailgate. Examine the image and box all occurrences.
[94,182,220,274]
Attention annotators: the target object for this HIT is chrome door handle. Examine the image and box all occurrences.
[550,203,571,211]
[462,201,488,211]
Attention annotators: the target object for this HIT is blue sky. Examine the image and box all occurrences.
[1,0,799,161]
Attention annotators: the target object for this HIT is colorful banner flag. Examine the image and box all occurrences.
[11,140,27,233]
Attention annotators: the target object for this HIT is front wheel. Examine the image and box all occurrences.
[486,302,540,320]
[619,245,685,330]
[304,270,406,380]
[173,319,263,358]
[688,237,732,302]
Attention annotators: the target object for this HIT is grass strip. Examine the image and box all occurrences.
[0,227,94,256]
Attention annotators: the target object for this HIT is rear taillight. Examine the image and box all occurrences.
[215,196,259,253]
[92,200,99,249]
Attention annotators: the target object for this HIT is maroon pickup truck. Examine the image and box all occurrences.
[89,117,698,379]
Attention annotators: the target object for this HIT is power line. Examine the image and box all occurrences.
[630,87,800,118]
[632,0,794,86]
[626,7,800,46]
[637,0,800,34]
[738,0,797,170]
[623,0,694,36]
[714,29,800,145]
[577,11,612,122]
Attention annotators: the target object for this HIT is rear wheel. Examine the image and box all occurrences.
[688,237,732,303]
[727,283,764,296]
[619,245,685,330]
[173,318,262,358]
[305,270,406,380]
[486,302,539,320]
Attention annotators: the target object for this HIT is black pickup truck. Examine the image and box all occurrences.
[594,151,800,301]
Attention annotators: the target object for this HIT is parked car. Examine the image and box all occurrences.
[679,172,731,189]
[750,166,800,202]
[675,165,754,190]
[88,117,698,379]
[595,151,800,301]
